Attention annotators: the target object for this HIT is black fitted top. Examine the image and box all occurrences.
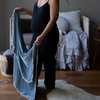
[30,1,59,62]
[31,1,59,37]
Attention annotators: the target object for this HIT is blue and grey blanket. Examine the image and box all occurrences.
[11,9,37,100]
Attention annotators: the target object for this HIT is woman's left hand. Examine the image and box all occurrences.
[33,35,44,46]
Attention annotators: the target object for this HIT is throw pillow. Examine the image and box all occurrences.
[56,16,69,32]
[59,10,83,32]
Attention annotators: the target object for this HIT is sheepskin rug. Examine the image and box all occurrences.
[38,79,100,100]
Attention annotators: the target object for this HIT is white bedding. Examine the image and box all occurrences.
[55,30,89,71]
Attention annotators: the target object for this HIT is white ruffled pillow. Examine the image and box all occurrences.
[59,10,83,32]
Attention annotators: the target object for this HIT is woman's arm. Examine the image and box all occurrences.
[34,0,59,46]
[15,7,33,16]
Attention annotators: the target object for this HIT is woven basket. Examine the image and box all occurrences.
[0,52,13,77]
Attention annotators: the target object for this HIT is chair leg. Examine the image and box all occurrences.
[92,42,98,67]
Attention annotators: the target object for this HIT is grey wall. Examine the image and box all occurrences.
[0,0,100,57]
[0,0,5,51]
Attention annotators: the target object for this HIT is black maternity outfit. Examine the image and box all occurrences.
[31,0,59,89]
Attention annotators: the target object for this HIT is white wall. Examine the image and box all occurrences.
[1,0,100,56]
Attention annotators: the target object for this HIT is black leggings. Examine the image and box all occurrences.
[31,31,58,89]
[37,48,56,89]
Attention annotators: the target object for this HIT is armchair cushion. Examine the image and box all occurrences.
[23,33,33,44]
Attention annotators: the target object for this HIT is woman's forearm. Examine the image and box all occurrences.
[21,8,33,16]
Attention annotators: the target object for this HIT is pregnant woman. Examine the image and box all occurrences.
[16,0,59,96]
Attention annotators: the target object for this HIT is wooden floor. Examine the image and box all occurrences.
[0,61,100,100]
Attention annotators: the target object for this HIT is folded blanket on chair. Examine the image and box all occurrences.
[11,9,37,100]
[56,30,89,71]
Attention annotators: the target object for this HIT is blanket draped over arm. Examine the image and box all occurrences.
[11,9,37,100]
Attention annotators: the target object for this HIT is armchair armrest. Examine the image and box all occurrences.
[80,15,89,48]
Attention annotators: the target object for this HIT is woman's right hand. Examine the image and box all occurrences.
[15,7,23,12]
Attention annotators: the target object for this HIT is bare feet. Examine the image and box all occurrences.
[43,89,53,97]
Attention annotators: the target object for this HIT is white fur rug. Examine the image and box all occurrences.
[38,79,100,100]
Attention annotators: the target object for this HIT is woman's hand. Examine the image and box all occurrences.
[15,7,33,16]
[15,7,23,12]
[33,35,44,46]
